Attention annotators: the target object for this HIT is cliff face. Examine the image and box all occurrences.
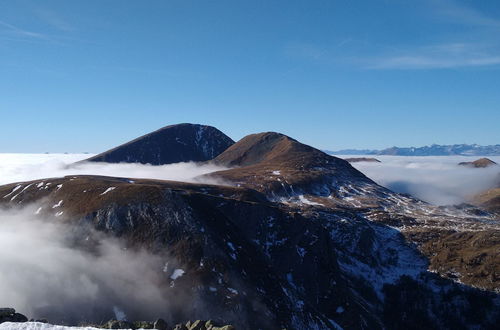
[85,124,234,165]
[1,175,499,329]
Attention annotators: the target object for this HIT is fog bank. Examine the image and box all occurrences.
[0,154,228,186]
[0,207,186,324]
[342,155,500,205]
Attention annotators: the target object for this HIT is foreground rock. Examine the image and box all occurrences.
[100,319,233,330]
[0,320,234,330]
[0,309,28,324]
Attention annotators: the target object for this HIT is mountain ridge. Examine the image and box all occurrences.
[327,143,500,156]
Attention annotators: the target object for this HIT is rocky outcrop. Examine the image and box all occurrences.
[0,308,28,324]
[344,157,381,163]
[100,318,228,330]
[84,123,234,165]
[458,157,498,168]
[0,316,234,330]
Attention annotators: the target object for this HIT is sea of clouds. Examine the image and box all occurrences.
[0,207,172,323]
[0,153,228,186]
[342,155,500,205]
[1,153,498,206]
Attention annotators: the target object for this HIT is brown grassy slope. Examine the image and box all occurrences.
[0,175,267,220]
[418,230,500,290]
[206,132,374,195]
[474,188,500,214]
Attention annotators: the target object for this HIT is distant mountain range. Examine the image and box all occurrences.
[326,144,500,156]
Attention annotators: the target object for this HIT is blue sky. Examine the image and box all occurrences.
[1,0,499,153]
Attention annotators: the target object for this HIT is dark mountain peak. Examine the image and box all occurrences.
[85,123,234,165]
[458,157,498,168]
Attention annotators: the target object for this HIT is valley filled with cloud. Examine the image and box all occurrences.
[345,155,500,205]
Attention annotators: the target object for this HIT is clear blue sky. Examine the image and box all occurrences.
[1,0,499,153]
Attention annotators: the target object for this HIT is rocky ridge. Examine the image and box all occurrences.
[327,144,500,156]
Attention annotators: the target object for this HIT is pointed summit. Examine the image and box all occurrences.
[85,123,234,165]
[208,131,374,197]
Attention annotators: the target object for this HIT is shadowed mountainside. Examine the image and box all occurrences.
[85,123,234,165]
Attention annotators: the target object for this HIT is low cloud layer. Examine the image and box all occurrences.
[344,155,500,205]
[0,154,228,186]
[0,206,187,324]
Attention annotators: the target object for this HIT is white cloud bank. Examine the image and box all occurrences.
[0,153,498,206]
[342,155,500,205]
[0,153,228,186]
[0,207,177,324]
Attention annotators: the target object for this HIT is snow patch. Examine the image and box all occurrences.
[170,268,185,280]
[3,185,21,198]
[52,200,63,209]
[100,187,116,196]
[298,195,323,206]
